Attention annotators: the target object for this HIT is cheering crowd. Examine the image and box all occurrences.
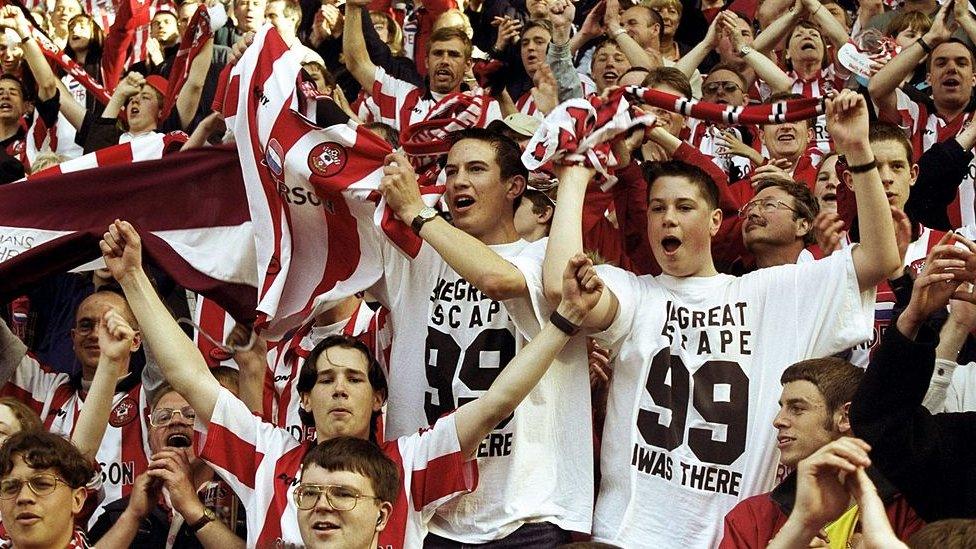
[1,0,976,546]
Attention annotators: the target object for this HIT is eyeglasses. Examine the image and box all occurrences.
[294,483,381,511]
[703,81,743,95]
[738,198,798,218]
[149,406,196,427]
[73,318,97,336]
[0,474,68,499]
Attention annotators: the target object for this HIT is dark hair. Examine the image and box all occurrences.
[296,335,387,440]
[786,20,829,70]
[301,436,399,504]
[522,19,553,39]
[909,519,976,548]
[0,431,94,489]
[754,179,820,245]
[363,122,400,148]
[429,26,472,59]
[0,75,26,99]
[764,91,813,126]
[642,67,693,99]
[0,398,42,435]
[869,121,914,163]
[524,187,555,217]
[622,4,664,43]
[63,14,104,61]
[643,160,720,210]
[884,10,931,38]
[449,128,527,209]
[781,357,863,416]
[927,38,975,72]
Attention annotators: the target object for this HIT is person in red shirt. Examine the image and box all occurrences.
[720,358,924,548]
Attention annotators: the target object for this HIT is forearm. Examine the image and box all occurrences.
[543,167,589,303]
[807,0,850,47]
[767,514,820,549]
[343,6,377,89]
[937,318,970,360]
[753,8,802,54]
[192,512,246,548]
[743,49,793,93]
[56,80,85,129]
[118,270,219,421]
[675,40,711,77]
[547,40,584,101]
[868,41,926,115]
[235,358,267,415]
[178,39,214,129]
[20,38,57,100]
[454,320,571,457]
[71,355,125,461]
[94,509,142,547]
[0,317,26,387]
[611,30,657,68]
[959,17,976,45]
[417,217,527,301]
[849,144,900,289]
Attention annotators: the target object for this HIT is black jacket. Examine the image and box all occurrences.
[850,321,976,521]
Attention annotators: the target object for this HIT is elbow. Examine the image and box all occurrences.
[38,83,57,102]
[478,273,523,302]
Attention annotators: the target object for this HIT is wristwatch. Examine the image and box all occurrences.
[188,508,217,533]
[411,206,438,235]
[737,44,754,57]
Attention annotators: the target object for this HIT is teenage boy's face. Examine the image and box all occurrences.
[773,381,840,467]
[0,456,85,549]
[300,347,382,441]
[646,176,721,277]
[296,465,388,549]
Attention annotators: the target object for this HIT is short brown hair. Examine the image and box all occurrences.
[706,62,748,89]
[869,122,913,163]
[428,25,472,60]
[642,66,693,99]
[301,436,400,504]
[765,91,813,126]
[0,398,42,435]
[643,160,720,210]
[909,519,976,548]
[0,432,95,489]
[754,179,820,244]
[781,357,863,415]
[885,11,932,39]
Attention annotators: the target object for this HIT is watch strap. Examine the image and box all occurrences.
[188,508,216,533]
[411,207,437,235]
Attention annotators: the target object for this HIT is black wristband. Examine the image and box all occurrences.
[918,37,933,54]
[550,310,581,336]
[847,158,877,174]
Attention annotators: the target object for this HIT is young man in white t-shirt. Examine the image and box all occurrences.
[542,89,900,548]
[374,128,594,545]
[99,219,603,549]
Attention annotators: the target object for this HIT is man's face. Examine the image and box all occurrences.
[928,42,975,112]
[762,120,810,162]
[0,40,22,76]
[148,391,197,456]
[741,186,807,253]
[235,0,268,32]
[894,26,923,49]
[67,17,94,53]
[300,347,381,441]
[0,456,85,549]
[773,380,841,467]
[786,25,825,66]
[151,13,180,45]
[70,293,133,373]
[646,176,721,277]
[296,465,387,549]
[125,85,162,133]
[526,0,549,19]
[651,3,679,39]
[266,1,299,39]
[426,38,470,94]
[872,139,917,210]
[178,3,198,33]
[702,69,745,106]
[52,0,82,31]
[520,26,550,77]
[445,139,520,241]
[621,6,659,49]
[815,154,840,213]
[641,83,686,137]
[591,43,631,92]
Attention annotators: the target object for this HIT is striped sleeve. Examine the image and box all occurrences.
[894,89,922,136]
[394,413,477,516]
[369,66,420,130]
[0,354,69,420]
[196,387,302,504]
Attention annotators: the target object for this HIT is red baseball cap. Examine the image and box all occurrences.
[144,74,169,96]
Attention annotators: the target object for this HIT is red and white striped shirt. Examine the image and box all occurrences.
[263,302,384,442]
[197,388,476,548]
[0,356,150,527]
[363,67,501,132]
[685,118,759,182]
[895,89,976,227]
[788,65,847,154]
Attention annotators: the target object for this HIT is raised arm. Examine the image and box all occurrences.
[547,0,584,101]
[723,12,792,93]
[1,7,57,101]
[801,0,850,48]
[605,0,660,69]
[869,2,954,123]
[101,220,221,423]
[55,80,86,129]
[752,0,804,54]
[454,253,601,457]
[342,0,379,92]
[543,164,619,330]
[675,12,722,77]
[954,0,976,46]
[827,90,900,290]
[103,72,146,122]
[379,152,529,301]
[176,33,215,130]
[70,309,139,462]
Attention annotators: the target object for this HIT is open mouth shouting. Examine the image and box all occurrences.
[166,433,192,448]
[660,235,682,257]
[942,76,962,92]
[602,70,619,86]
[453,194,476,214]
